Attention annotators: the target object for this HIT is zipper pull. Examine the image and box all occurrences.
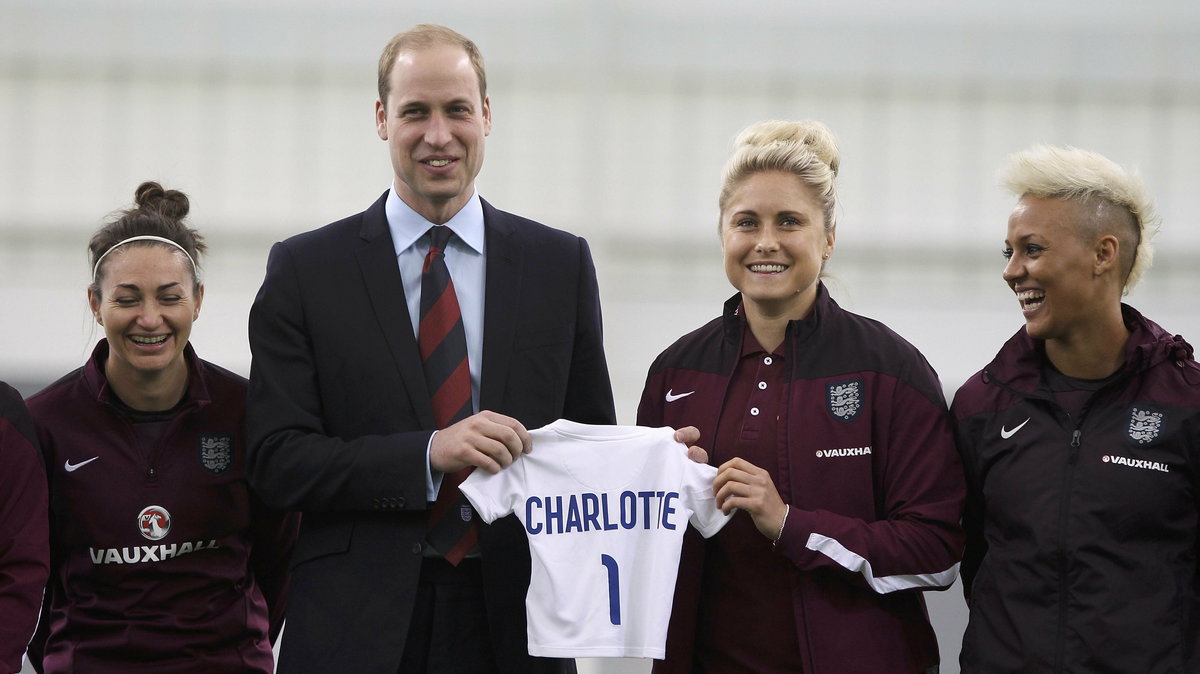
[1070,430,1081,448]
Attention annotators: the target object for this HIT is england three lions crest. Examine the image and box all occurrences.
[199,435,233,475]
[1127,407,1164,445]
[827,379,863,422]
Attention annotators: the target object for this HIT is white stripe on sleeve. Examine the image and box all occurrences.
[805,533,959,593]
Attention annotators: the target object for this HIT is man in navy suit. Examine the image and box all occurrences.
[246,24,616,673]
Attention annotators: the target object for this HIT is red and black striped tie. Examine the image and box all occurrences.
[419,225,477,565]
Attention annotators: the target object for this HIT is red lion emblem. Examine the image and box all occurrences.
[137,505,172,541]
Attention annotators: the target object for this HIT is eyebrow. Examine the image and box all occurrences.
[1003,232,1041,247]
[730,210,808,219]
[114,282,183,292]
[399,97,474,109]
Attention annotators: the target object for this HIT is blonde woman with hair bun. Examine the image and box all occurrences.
[638,120,965,673]
[953,146,1199,673]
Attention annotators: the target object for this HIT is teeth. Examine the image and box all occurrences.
[1016,289,1045,309]
[427,159,451,167]
[131,335,168,345]
[749,264,786,273]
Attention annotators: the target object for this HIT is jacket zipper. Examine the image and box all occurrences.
[984,352,1146,670]
[1047,362,1136,670]
[987,372,1086,671]
[115,416,160,484]
[1046,367,1136,671]
[147,408,198,483]
[116,403,197,484]
[1053,426,1082,671]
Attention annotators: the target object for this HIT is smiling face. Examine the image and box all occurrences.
[1002,194,1115,343]
[721,170,835,321]
[375,43,491,225]
[89,244,202,393]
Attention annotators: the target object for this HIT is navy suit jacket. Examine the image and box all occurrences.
[247,192,616,673]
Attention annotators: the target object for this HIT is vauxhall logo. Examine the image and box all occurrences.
[1102,454,1169,474]
[816,446,873,459]
[87,504,220,566]
[138,505,171,541]
[89,540,220,565]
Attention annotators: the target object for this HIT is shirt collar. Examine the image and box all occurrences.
[385,185,486,256]
[738,313,786,359]
[85,339,210,408]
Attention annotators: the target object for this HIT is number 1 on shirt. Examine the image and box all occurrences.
[600,554,621,625]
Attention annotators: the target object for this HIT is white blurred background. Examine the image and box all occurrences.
[4,1,1198,672]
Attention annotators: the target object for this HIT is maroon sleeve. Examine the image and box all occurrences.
[247,494,300,644]
[0,383,49,673]
[774,375,967,593]
[636,367,666,430]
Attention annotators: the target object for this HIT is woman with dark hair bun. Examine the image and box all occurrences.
[25,182,298,673]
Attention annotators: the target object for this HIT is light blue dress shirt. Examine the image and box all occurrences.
[385,186,487,499]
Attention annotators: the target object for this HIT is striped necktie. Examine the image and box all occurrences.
[419,225,477,564]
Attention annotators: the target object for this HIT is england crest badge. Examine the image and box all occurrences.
[199,434,234,475]
[827,379,863,422]
[1127,407,1164,445]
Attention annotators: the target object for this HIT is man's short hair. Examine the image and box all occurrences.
[377,24,487,107]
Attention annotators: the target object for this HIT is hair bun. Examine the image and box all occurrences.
[735,120,840,174]
[134,181,190,221]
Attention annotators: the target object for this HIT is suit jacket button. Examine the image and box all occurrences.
[372,498,380,510]
[412,542,423,555]
[396,497,406,508]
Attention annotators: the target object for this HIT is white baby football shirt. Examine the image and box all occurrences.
[459,420,731,659]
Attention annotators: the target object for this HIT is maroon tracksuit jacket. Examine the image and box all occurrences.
[0,381,49,673]
[26,341,298,673]
[639,286,965,673]
[954,305,1200,673]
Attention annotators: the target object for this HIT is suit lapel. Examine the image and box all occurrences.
[355,192,436,427]
[480,199,522,411]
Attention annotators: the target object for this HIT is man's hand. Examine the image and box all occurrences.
[429,411,531,474]
[713,457,788,541]
[673,425,709,464]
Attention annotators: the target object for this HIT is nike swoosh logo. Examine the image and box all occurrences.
[65,456,100,472]
[665,389,695,403]
[1000,418,1031,440]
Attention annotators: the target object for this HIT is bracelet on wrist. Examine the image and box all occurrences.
[772,506,790,549]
